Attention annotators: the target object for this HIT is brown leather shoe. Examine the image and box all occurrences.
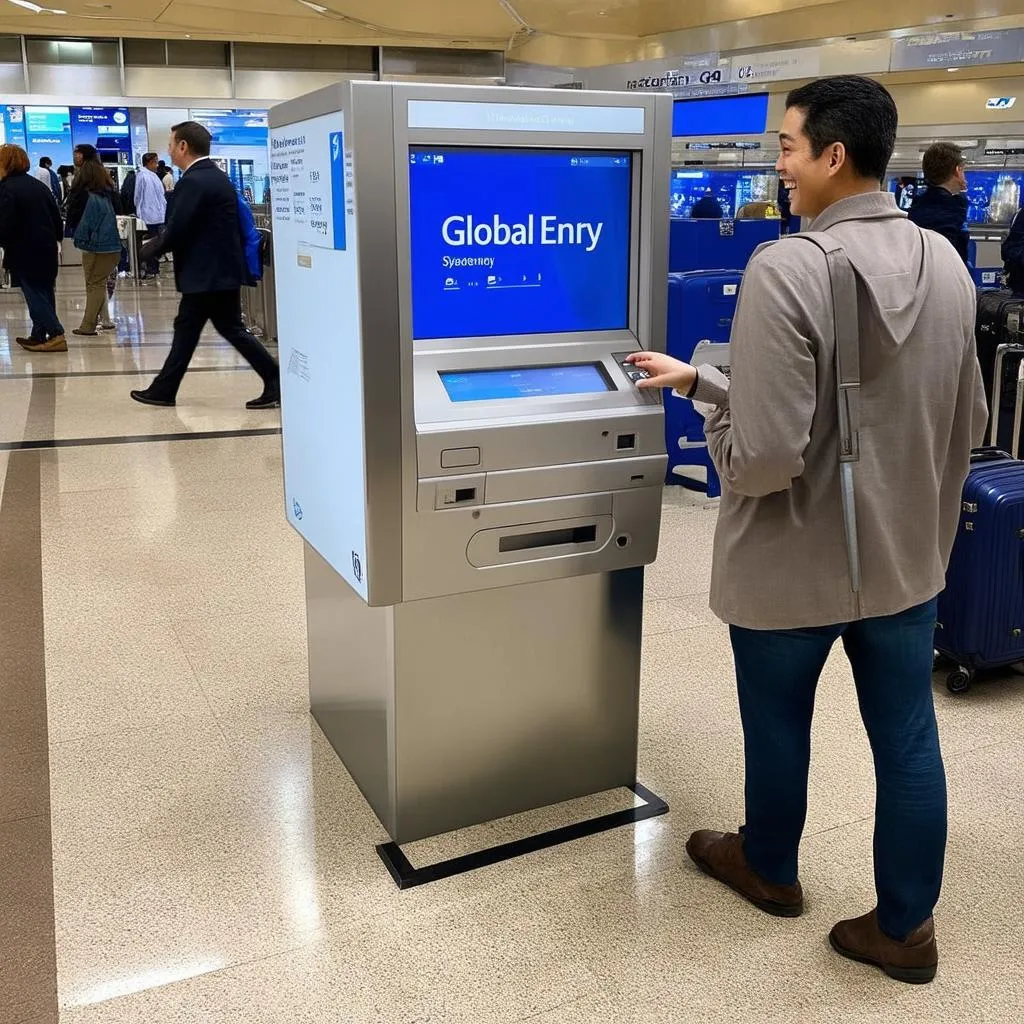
[686,830,804,918]
[829,909,937,984]
[22,335,67,353]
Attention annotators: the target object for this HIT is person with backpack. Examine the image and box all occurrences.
[132,121,279,409]
[628,77,987,983]
[65,159,123,337]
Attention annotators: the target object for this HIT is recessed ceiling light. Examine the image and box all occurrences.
[298,0,329,11]
[947,67,960,72]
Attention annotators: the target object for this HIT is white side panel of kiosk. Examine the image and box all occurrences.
[271,110,370,602]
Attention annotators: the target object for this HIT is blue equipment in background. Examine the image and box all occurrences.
[668,217,779,274]
[664,270,742,497]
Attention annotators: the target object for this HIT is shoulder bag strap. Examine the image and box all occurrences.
[785,231,862,594]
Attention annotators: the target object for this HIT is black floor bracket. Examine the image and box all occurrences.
[376,781,669,890]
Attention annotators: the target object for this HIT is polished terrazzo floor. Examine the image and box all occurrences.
[1,270,1023,1024]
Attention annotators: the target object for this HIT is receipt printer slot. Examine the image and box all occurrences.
[499,524,597,553]
[467,512,613,568]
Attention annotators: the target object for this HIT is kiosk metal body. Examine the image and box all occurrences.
[270,83,671,844]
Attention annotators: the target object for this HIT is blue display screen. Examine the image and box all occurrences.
[0,105,26,149]
[440,363,613,403]
[409,147,633,341]
[70,107,131,156]
[190,109,268,147]
[888,171,1024,224]
[672,95,769,138]
[670,169,775,218]
[24,106,72,168]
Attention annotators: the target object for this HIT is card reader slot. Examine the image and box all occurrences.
[498,525,597,553]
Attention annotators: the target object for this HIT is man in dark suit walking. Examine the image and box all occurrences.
[131,121,279,409]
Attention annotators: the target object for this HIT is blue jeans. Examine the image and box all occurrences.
[20,281,64,340]
[730,598,946,940]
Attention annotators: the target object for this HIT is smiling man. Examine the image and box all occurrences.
[630,76,987,983]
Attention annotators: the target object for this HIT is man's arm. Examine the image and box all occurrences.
[140,174,200,260]
[694,250,824,498]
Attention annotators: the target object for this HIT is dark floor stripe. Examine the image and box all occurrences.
[0,366,253,381]
[1,426,282,452]
[0,380,58,1020]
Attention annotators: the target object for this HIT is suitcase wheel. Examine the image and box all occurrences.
[946,667,973,695]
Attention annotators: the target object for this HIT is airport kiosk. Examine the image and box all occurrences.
[269,83,672,847]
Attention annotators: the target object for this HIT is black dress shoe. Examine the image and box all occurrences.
[246,391,280,410]
[130,389,175,407]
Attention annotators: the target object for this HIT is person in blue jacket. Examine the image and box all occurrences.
[907,143,969,264]
[1003,206,1024,295]
[691,190,724,219]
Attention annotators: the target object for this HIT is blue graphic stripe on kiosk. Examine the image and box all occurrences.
[439,363,614,403]
[409,147,633,341]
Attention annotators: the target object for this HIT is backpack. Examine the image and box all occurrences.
[73,192,120,253]
[236,194,263,283]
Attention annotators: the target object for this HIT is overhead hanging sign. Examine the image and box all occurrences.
[890,29,1024,71]
[730,47,821,83]
[582,53,724,93]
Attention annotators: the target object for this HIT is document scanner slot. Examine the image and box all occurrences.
[466,513,613,569]
[499,525,596,553]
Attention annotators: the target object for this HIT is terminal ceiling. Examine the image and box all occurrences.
[0,0,1021,66]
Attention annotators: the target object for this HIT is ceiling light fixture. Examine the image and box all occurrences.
[297,0,329,12]
[947,67,960,72]
[7,0,66,11]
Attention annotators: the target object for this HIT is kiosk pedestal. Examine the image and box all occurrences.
[306,544,644,844]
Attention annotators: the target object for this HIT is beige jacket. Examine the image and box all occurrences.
[689,191,989,629]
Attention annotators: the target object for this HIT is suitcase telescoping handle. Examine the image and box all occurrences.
[988,344,1024,450]
[970,446,1014,463]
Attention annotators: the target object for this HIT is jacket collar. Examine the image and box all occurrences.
[809,190,905,232]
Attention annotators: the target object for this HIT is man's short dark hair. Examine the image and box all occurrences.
[171,121,212,158]
[74,143,98,162]
[39,156,52,168]
[142,151,159,166]
[785,76,898,182]
[921,142,965,186]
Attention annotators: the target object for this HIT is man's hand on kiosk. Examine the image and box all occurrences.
[626,352,697,394]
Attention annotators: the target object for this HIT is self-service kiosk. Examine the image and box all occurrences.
[269,83,672,845]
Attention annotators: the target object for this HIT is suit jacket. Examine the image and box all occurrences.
[0,170,63,286]
[907,186,970,264]
[142,158,246,294]
[1004,208,1024,295]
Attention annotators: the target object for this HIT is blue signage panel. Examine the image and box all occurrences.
[409,147,633,341]
[672,94,769,137]
[329,130,346,251]
[24,106,73,169]
[70,107,132,156]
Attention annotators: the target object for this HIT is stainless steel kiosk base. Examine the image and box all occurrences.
[305,543,645,845]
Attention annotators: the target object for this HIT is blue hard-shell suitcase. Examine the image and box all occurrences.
[664,270,741,496]
[935,448,1024,693]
